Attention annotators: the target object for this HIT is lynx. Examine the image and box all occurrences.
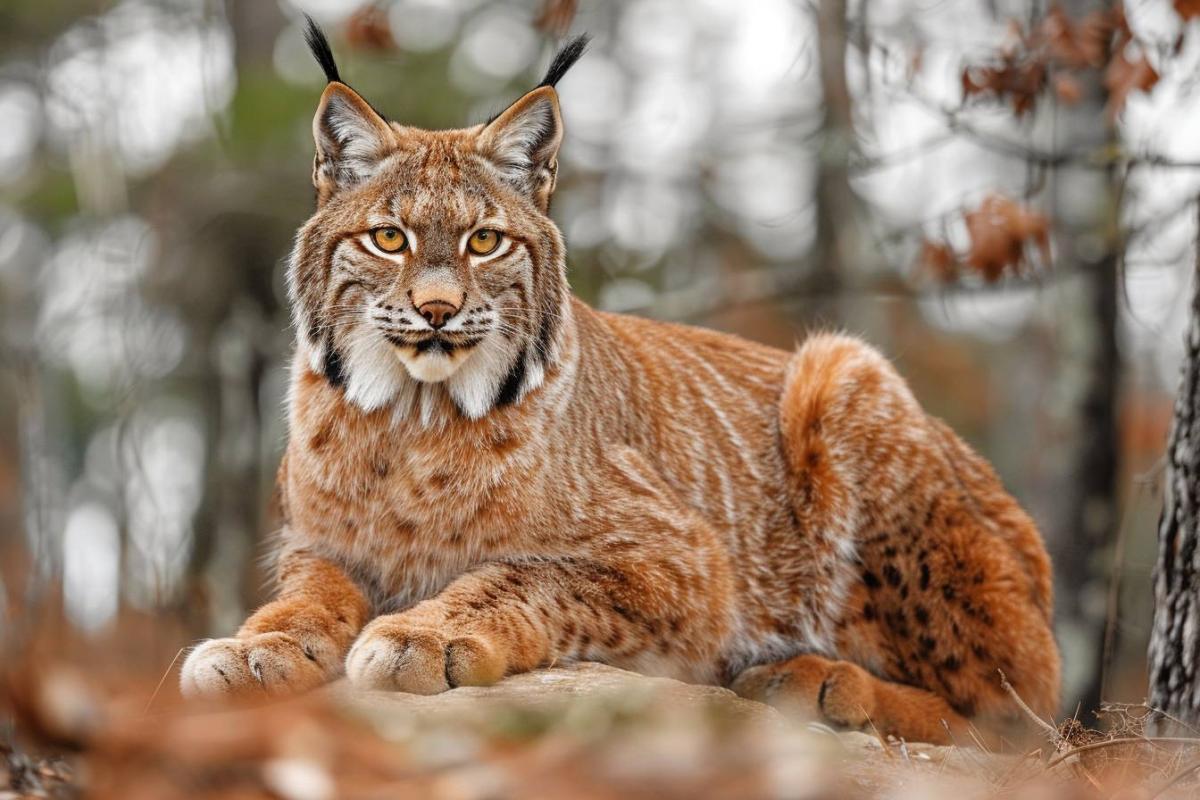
[180,20,1061,744]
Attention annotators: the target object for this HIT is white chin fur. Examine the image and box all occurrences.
[398,350,464,383]
[343,334,409,412]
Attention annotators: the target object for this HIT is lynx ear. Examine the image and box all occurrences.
[477,34,589,211]
[312,83,394,197]
[304,16,393,200]
[477,87,563,211]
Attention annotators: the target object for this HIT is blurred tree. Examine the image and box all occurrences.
[810,0,856,326]
[1052,0,1121,721]
[180,2,291,634]
[908,0,1188,717]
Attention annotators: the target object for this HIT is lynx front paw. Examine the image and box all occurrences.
[180,632,334,698]
[345,619,506,694]
[818,661,877,728]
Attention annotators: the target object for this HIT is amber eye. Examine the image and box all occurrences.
[371,227,407,253]
[467,229,503,256]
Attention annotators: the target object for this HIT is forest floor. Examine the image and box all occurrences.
[4,659,1200,799]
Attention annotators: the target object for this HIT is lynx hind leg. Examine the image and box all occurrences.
[732,655,968,744]
[775,333,1061,739]
[731,654,831,719]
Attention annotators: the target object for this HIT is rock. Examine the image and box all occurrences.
[330,662,862,799]
[330,662,989,792]
[331,661,782,729]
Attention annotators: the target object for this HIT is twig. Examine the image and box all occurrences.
[863,713,896,760]
[998,670,1062,750]
[1147,705,1200,738]
[939,719,997,780]
[1147,757,1200,800]
[144,647,186,714]
[1045,737,1200,770]
[966,721,991,754]
[879,79,1200,171]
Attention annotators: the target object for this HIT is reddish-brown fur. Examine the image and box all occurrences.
[180,31,1060,743]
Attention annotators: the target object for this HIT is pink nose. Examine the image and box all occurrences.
[418,300,459,329]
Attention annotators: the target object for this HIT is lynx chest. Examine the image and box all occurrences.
[282,378,567,607]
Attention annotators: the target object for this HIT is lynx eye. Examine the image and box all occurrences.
[467,229,503,256]
[371,227,408,253]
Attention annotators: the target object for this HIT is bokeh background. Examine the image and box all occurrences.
[0,0,1196,721]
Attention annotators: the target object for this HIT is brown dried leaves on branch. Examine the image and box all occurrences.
[920,241,959,284]
[965,195,1051,280]
[346,0,579,49]
[962,51,1047,117]
[1105,48,1160,119]
[1041,7,1112,70]
[960,5,1158,117]
[921,195,1051,284]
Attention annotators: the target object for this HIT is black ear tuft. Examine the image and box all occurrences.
[539,34,591,89]
[303,14,341,84]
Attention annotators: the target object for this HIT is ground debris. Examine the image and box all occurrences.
[4,659,1200,799]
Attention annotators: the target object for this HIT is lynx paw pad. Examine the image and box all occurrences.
[345,621,505,694]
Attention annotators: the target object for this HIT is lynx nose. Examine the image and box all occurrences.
[418,299,459,330]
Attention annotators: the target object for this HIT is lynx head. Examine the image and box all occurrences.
[289,18,587,420]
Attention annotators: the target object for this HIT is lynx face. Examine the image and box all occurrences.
[288,31,586,420]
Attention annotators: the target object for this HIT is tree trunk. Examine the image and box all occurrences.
[1062,243,1120,718]
[1047,0,1121,719]
[810,0,855,327]
[1147,213,1200,728]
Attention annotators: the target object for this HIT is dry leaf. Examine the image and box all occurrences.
[535,0,579,37]
[1038,7,1112,69]
[920,240,959,283]
[958,5,1164,116]
[908,44,925,81]
[1176,0,1200,21]
[1104,48,1159,118]
[1053,73,1083,104]
[345,4,394,51]
[1076,10,1117,67]
[962,195,1051,282]
[962,56,1047,116]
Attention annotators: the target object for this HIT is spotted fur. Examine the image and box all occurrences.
[180,25,1060,743]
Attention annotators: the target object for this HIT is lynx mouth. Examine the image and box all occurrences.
[386,334,482,356]
[387,333,485,383]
